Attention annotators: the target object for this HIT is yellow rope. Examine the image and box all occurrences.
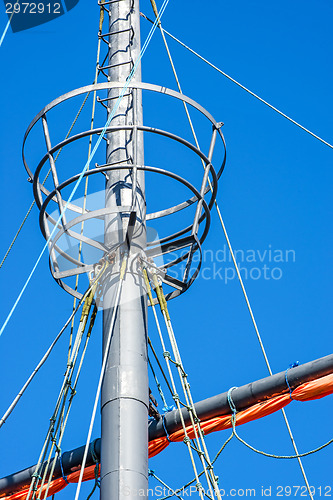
[68,1,105,362]
[151,8,314,497]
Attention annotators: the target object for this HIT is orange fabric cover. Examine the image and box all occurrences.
[292,373,333,401]
[3,373,333,500]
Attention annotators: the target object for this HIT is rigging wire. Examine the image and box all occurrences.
[38,304,97,500]
[142,267,207,500]
[149,12,316,498]
[0,10,14,48]
[68,0,105,363]
[148,337,174,397]
[142,265,220,500]
[141,13,333,151]
[0,90,91,271]
[148,356,168,409]
[148,470,187,500]
[0,269,102,429]
[0,0,169,340]
[25,263,108,500]
[73,254,127,500]
[39,303,99,500]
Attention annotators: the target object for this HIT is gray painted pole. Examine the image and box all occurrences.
[101,1,148,499]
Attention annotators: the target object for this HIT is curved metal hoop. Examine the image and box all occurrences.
[23,82,226,300]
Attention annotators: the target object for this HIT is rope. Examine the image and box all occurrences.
[68,0,105,363]
[150,13,315,496]
[0,90,91,272]
[162,414,171,443]
[148,355,168,409]
[0,9,14,48]
[0,270,103,429]
[148,337,174,396]
[35,291,99,500]
[145,266,221,500]
[0,0,169,340]
[140,22,225,494]
[285,361,300,399]
[141,266,207,500]
[165,432,234,500]
[86,440,100,500]
[73,254,127,500]
[149,470,185,500]
[217,211,314,497]
[25,263,107,500]
[141,13,333,151]
[227,388,333,460]
[59,455,69,485]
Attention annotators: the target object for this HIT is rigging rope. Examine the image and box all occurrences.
[41,302,99,500]
[0,266,105,429]
[149,13,316,498]
[141,13,333,151]
[0,0,169,340]
[68,0,105,363]
[73,253,127,500]
[148,354,168,410]
[227,388,333,460]
[0,10,14,48]
[142,264,221,500]
[0,90,91,271]
[25,262,108,500]
[142,266,207,500]
[148,336,174,398]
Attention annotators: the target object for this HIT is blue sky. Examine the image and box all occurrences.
[0,0,332,498]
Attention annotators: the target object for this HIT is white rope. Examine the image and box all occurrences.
[141,14,333,151]
[152,16,315,498]
[73,257,126,500]
[0,0,169,340]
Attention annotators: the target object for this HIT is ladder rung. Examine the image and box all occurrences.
[95,158,131,169]
[97,93,131,103]
[100,28,133,38]
[98,0,125,5]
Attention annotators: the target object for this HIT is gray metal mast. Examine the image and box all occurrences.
[101,1,148,499]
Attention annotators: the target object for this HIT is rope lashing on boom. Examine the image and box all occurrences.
[285,361,301,399]
[226,385,333,460]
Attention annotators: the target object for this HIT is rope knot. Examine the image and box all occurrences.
[285,360,300,399]
[227,386,238,414]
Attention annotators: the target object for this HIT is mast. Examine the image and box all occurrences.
[19,1,226,495]
[101,1,148,499]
